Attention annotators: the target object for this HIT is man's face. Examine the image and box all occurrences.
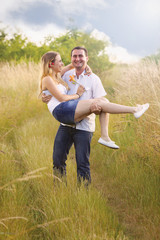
[71,49,88,70]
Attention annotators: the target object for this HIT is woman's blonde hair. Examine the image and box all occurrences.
[39,51,69,93]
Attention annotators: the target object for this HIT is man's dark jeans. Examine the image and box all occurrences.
[53,125,93,183]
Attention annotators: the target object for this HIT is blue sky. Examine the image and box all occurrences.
[1,0,160,63]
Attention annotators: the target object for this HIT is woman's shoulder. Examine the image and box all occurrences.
[43,75,56,85]
[43,75,52,81]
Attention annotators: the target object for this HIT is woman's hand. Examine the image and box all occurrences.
[76,85,85,97]
[85,65,92,76]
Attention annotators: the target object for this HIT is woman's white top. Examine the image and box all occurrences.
[43,84,67,113]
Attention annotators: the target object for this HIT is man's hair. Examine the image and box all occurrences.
[71,46,88,57]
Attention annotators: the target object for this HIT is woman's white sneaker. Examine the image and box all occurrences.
[134,103,149,119]
[98,138,119,149]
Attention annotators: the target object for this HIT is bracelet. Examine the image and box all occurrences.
[76,93,80,98]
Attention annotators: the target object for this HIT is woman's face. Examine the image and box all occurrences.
[51,54,64,73]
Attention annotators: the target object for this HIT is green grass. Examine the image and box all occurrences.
[0,114,127,240]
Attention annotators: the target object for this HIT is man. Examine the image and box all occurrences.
[44,46,106,184]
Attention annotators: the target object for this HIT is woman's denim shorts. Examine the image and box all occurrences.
[52,100,79,125]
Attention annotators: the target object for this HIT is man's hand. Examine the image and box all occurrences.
[90,101,102,115]
[42,93,52,104]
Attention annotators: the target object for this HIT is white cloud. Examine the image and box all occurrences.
[105,45,140,64]
[0,0,19,19]
[0,0,40,18]
[91,29,140,64]
[18,22,65,44]
[91,29,111,44]
[0,21,65,45]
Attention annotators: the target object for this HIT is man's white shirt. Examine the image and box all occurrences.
[62,69,107,132]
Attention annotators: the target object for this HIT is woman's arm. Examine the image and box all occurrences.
[61,63,73,76]
[61,64,92,76]
[43,76,84,102]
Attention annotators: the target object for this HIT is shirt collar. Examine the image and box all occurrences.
[73,69,86,78]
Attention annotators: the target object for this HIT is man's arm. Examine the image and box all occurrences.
[42,93,102,112]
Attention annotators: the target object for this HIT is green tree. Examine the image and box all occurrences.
[0,28,114,73]
[47,30,114,73]
[0,29,9,61]
[6,33,26,61]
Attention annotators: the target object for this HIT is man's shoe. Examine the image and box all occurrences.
[98,138,119,149]
[134,103,149,119]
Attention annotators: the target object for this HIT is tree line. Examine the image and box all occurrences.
[1,27,159,73]
[0,28,114,74]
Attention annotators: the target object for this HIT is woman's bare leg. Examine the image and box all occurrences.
[74,98,137,122]
[74,98,149,148]
[99,112,112,142]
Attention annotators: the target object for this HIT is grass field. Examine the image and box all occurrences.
[0,61,160,239]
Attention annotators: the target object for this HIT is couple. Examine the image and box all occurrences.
[41,46,149,184]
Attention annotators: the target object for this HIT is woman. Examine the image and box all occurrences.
[40,51,149,149]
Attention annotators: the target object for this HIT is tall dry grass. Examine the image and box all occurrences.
[114,60,160,170]
[92,60,160,239]
[0,62,43,133]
